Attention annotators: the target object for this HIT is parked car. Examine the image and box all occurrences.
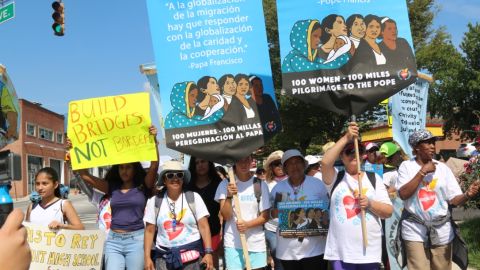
[456,142,476,159]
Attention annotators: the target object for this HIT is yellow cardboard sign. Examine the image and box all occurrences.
[67,92,157,170]
[24,222,106,270]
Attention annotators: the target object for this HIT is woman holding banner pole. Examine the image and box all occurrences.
[215,155,270,270]
[72,125,159,270]
[322,122,392,270]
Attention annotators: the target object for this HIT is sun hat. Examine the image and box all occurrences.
[305,155,321,165]
[380,142,400,158]
[281,149,308,168]
[159,160,191,184]
[264,150,284,169]
[408,130,435,148]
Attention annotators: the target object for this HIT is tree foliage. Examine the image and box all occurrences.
[260,0,480,155]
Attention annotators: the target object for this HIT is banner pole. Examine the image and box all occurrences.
[227,166,252,270]
[351,115,368,249]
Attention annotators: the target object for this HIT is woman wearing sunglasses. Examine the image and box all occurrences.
[72,125,159,270]
[144,160,214,270]
[321,122,393,270]
[263,150,287,270]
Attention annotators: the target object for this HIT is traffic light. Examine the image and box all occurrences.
[51,1,64,36]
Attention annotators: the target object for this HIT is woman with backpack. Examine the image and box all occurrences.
[144,160,214,270]
[26,167,84,230]
[72,125,159,270]
[321,122,393,270]
[214,154,271,270]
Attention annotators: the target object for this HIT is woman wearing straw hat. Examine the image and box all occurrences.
[264,150,287,270]
[144,160,214,270]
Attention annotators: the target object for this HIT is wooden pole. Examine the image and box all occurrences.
[351,115,368,248]
[227,167,252,270]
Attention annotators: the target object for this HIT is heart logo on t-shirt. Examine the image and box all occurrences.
[418,188,436,211]
[103,212,111,230]
[343,195,361,219]
[163,220,185,240]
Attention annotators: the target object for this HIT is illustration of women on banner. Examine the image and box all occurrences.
[282,19,351,73]
[164,82,224,129]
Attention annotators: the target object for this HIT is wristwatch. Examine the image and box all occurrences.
[204,247,214,254]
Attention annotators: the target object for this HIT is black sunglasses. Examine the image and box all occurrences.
[165,172,184,180]
[271,160,282,167]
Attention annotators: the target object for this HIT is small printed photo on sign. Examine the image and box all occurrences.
[278,200,329,237]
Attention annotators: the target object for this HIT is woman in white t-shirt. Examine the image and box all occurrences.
[26,167,84,230]
[321,122,393,270]
[263,150,287,270]
[144,161,213,270]
[215,155,271,270]
[270,149,330,270]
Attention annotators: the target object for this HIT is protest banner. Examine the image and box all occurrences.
[278,200,329,237]
[24,222,106,270]
[385,196,404,270]
[146,0,281,165]
[0,64,20,149]
[277,0,418,247]
[277,0,417,116]
[67,92,157,170]
[391,76,430,158]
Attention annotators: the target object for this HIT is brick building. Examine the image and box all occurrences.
[3,99,70,198]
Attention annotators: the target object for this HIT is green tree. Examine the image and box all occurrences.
[425,24,480,139]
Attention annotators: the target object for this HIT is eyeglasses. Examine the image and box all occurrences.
[165,172,184,180]
[271,160,282,167]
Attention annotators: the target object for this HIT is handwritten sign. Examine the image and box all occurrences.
[67,92,157,169]
[278,200,329,237]
[24,223,106,270]
[391,78,429,158]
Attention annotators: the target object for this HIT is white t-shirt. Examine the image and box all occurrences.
[396,159,462,245]
[270,176,329,260]
[144,192,209,249]
[383,170,398,188]
[214,177,271,252]
[265,179,283,233]
[29,199,65,226]
[324,171,391,263]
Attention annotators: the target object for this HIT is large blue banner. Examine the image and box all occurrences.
[277,0,417,115]
[0,65,20,149]
[146,0,281,164]
[391,78,429,158]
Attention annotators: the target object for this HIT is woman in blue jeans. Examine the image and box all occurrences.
[72,125,159,270]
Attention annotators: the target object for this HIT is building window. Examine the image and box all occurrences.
[39,127,54,141]
[26,123,36,137]
[56,132,64,144]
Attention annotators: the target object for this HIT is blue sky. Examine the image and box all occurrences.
[0,0,478,118]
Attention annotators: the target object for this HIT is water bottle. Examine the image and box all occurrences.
[0,184,13,227]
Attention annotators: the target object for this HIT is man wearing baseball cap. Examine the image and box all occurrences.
[269,149,329,270]
[396,130,480,270]
[379,142,403,194]
[365,142,380,165]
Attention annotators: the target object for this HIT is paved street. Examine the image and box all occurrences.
[13,192,99,230]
